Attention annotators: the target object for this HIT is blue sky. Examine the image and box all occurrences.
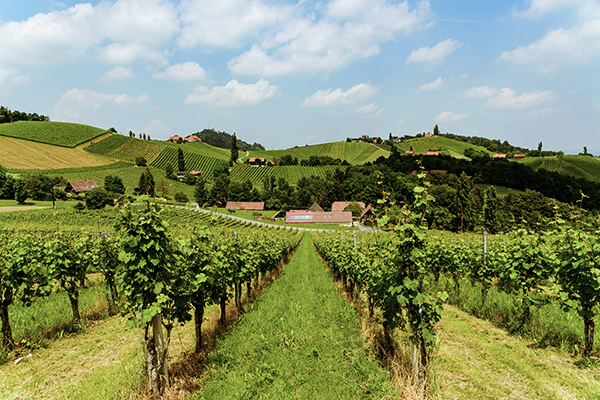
[0,0,598,153]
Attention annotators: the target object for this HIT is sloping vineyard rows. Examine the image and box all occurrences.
[151,147,228,176]
[316,226,600,361]
[107,139,164,164]
[276,165,345,184]
[228,164,276,184]
[0,206,301,365]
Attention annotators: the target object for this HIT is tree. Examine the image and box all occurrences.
[538,141,543,152]
[433,124,440,136]
[174,191,189,203]
[177,148,185,172]
[13,180,28,204]
[483,186,499,233]
[139,168,155,196]
[85,188,112,209]
[165,164,176,180]
[230,132,239,163]
[194,176,207,205]
[210,176,230,206]
[135,157,147,167]
[104,175,125,194]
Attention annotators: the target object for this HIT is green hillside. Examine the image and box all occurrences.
[515,155,600,183]
[247,141,390,165]
[396,136,492,159]
[229,164,345,185]
[162,141,231,161]
[0,121,107,147]
[151,146,228,176]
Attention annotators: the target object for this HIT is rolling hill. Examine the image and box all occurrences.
[0,121,107,147]
[396,136,492,159]
[514,155,600,183]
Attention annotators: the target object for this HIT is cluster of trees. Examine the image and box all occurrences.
[272,155,349,166]
[0,106,49,124]
[193,128,264,151]
[376,152,600,210]
[127,130,151,140]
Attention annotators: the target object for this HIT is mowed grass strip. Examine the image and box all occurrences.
[0,136,114,169]
[435,304,600,400]
[194,235,395,400]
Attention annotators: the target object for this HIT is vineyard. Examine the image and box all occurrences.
[84,134,131,155]
[0,121,107,147]
[151,147,228,176]
[106,139,164,164]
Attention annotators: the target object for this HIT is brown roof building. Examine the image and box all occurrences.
[249,157,266,166]
[168,135,182,142]
[64,180,99,194]
[286,211,352,224]
[184,135,201,142]
[493,154,507,159]
[405,150,414,155]
[425,151,439,156]
[308,202,324,212]
[226,202,265,211]
[331,201,366,212]
[513,154,527,158]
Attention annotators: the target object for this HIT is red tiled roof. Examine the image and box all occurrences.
[493,154,507,158]
[360,204,374,219]
[188,171,202,176]
[513,154,527,158]
[285,211,352,223]
[405,150,414,155]
[331,201,366,212]
[168,135,182,141]
[425,151,439,156]
[65,180,98,193]
[226,202,265,210]
[184,136,201,142]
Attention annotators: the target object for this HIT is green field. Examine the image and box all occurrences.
[397,136,492,159]
[162,141,231,161]
[104,138,163,164]
[84,134,130,155]
[248,141,390,165]
[0,121,107,147]
[515,155,600,183]
[229,164,345,185]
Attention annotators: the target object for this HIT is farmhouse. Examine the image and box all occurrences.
[425,151,439,156]
[331,201,366,212]
[168,135,182,143]
[405,150,414,155]
[249,157,266,166]
[226,201,265,211]
[513,154,527,158]
[184,135,201,142]
[188,171,202,176]
[493,154,507,159]
[360,204,376,224]
[64,180,99,194]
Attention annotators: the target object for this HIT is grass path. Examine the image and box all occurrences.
[192,235,395,399]
[435,304,600,399]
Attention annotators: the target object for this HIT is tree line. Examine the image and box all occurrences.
[0,106,49,124]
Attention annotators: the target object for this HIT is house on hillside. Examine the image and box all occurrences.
[425,132,433,137]
[513,154,527,158]
[360,204,376,225]
[405,150,414,155]
[331,201,366,212]
[184,135,201,143]
[226,201,264,211]
[493,154,507,159]
[64,180,99,194]
[168,135,182,143]
[248,157,267,166]
[188,171,202,176]
[425,151,439,156]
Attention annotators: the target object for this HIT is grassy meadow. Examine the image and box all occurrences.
[396,136,492,159]
[515,154,600,183]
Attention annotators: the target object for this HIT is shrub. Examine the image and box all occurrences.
[135,157,147,167]
[85,188,112,209]
[174,191,189,203]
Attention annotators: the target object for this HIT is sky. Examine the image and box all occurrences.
[0,0,598,153]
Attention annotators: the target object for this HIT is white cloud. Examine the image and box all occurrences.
[419,77,445,91]
[498,21,600,71]
[461,86,499,98]
[303,83,378,107]
[486,88,554,109]
[461,86,555,109]
[529,107,555,118]
[228,0,432,76]
[355,103,383,118]
[101,66,135,82]
[178,0,293,48]
[153,62,206,82]
[513,0,596,19]
[53,88,150,120]
[434,111,468,122]
[184,79,278,106]
[0,0,178,67]
[97,43,170,66]
[0,66,26,86]
[406,39,462,64]
[503,0,600,71]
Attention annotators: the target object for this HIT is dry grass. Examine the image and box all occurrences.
[0,136,114,170]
